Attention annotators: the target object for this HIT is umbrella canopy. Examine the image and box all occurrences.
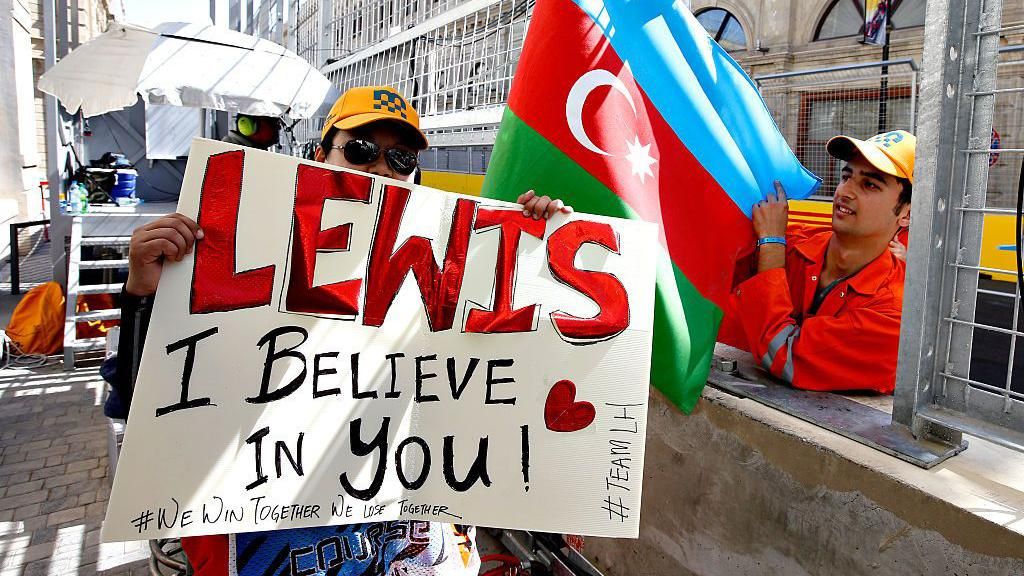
[38,21,338,119]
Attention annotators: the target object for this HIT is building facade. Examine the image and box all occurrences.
[0,0,121,244]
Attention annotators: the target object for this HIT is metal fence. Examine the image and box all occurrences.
[326,0,530,116]
[755,60,919,198]
[756,48,1023,210]
[4,222,52,295]
[753,21,1024,448]
[419,144,491,174]
[895,0,1024,451]
[989,46,1024,210]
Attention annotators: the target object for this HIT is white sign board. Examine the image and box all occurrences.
[103,138,656,541]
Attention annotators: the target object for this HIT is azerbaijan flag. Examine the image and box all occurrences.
[481,0,820,412]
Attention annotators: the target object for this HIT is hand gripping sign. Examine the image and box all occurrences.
[102,139,656,541]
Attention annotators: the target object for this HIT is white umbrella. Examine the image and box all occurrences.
[38,21,338,119]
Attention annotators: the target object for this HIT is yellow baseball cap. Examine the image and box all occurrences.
[826,130,916,184]
[320,86,428,149]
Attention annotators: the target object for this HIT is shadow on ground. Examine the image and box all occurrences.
[0,362,149,575]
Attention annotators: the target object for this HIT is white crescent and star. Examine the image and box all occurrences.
[564,67,657,183]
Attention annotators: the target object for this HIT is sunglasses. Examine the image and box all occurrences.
[331,139,419,176]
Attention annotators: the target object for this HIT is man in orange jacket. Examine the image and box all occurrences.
[720,130,915,394]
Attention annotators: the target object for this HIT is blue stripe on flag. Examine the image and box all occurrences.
[570,0,820,216]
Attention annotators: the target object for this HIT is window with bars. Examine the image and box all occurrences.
[294,0,320,62]
[322,0,532,118]
[419,145,492,174]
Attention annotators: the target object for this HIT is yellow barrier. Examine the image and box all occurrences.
[420,171,485,196]
[982,214,1017,283]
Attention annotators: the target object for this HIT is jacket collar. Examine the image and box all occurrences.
[793,230,899,296]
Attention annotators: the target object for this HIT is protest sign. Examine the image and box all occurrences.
[102,138,656,542]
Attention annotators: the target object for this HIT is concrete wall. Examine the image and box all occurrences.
[582,389,1024,576]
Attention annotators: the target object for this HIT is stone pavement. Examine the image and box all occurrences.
[0,362,149,576]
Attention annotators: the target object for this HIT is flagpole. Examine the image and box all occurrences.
[876,4,892,134]
[877,24,891,134]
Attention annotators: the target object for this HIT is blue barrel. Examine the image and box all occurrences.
[111,169,137,199]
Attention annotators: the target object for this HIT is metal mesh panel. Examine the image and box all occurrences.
[755,61,918,197]
[424,122,500,141]
[987,47,1024,210]
[328,0,468,58]
[324,0,532,118]
[417,145,492,174]
[419,147,440,170]
[472,146,489,173]
[955,43,1024,413]
[892,0,1024,451]
[290,0,529,155]
[3,223,52,294]
[295,0,321,63]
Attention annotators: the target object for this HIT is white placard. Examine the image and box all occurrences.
[103,138,656,541]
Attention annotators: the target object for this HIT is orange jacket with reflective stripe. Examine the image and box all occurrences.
[718,228,905,394]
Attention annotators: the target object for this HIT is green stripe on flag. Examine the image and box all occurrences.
[482,108,720,413]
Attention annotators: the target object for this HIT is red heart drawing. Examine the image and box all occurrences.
[544,380,595,433]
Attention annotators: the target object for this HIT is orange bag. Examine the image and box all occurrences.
[76,293,119,339]
[5,282,65,355]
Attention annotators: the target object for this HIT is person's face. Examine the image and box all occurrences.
[315,121,420,183]
[832,155,910,240]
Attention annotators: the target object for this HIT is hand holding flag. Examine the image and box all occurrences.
[482,0,819,412]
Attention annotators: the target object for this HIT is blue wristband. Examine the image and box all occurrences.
[756,236,786,248]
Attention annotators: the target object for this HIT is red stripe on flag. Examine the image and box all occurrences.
[507,0,754,307]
